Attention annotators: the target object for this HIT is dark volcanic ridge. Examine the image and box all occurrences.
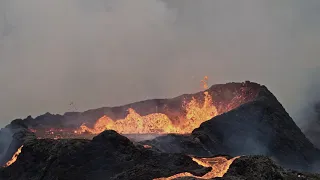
[13,81,261,138]
[0,81,320,179]
[142,85,320,172]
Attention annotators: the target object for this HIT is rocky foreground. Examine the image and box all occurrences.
[0,130,208,180]
[0,130,319,180]
[0,81,320,179]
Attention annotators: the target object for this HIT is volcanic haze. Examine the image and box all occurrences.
[0,0,319,128]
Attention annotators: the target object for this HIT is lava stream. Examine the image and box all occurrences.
[3,145,23,167]
[154,156,240,180]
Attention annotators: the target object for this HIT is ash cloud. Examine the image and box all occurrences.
[0,0,319,128]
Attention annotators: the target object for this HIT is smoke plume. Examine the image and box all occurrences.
[0,0,319,128]
[0,128,13,165]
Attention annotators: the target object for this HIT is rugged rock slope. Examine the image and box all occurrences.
[1,130,320,180]
[0,130,210,180]
[143,86,320,171]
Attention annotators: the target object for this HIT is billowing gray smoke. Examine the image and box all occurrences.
[295,67,320,147]
[0,120,35,167]
[0,128,13,165]
[0,0,319,129]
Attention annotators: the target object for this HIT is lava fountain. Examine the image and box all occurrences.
[29,77,258,139]
[76,76,219,135]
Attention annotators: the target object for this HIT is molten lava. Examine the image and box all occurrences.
[181,91,218,133]
[77,76,220,135]
[201,75,209,89]
[79,108,178,134]
[154,156,240,180]
[4,145,23,167]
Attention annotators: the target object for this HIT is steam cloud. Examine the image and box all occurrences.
[0,0,319,130]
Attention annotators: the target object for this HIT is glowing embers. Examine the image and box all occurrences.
[154,156,240,180]
[3,145,23,168]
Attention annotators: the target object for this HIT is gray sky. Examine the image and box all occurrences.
[0,0,319,127]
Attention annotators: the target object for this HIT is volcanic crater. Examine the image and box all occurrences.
[0,79,320,180]
[27,78,261,140]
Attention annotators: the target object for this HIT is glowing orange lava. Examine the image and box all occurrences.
[4,145,23,167]
[77,76,220,135]
[79,108,178,134]
[154,156,240,180]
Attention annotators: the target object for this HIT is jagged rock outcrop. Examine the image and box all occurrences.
[0,130,210,180]
[143,86,320,172]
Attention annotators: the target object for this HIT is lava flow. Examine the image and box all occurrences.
[154,156,240,180]
[77,76,219,135]
[3,145,23,168]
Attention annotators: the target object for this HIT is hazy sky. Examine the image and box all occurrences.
[0,0,319,127]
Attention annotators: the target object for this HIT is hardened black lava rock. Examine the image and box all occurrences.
[0,130,210,180]
[143,86,320,172]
